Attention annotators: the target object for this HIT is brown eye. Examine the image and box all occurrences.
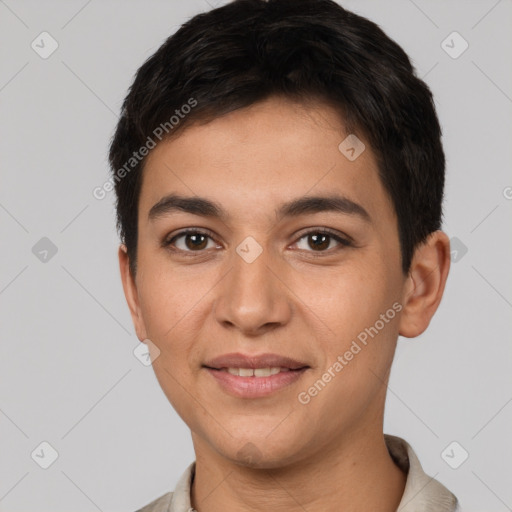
[307,233,330,251]
[184,233,208,250]
[293,230,352,253]
[164,230,218,252]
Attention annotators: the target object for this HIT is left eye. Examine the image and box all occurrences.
[293,230,351,252]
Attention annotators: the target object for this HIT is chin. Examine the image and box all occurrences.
[223,437,306,470]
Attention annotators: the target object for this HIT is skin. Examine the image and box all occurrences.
[119,96,451,512]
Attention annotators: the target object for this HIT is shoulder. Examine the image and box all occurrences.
[133,461,196,512]
[134,491,174,512]
[385,434,459,511]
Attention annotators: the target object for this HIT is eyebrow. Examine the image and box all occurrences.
[148,193,371,223]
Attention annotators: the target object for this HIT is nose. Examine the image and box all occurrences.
[213,242,293,336]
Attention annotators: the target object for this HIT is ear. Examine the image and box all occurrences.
[118,244,148,341]
[398,230,451,338]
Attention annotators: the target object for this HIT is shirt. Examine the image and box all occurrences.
[135,434,459,512]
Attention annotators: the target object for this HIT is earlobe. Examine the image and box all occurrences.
[118,244,148,341]
[398,230,451,338]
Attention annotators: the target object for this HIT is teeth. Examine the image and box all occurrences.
[225,367,291,377]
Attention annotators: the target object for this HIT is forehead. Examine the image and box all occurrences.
[139,96,395,227]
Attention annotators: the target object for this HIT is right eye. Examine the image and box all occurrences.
[163,229,221,253]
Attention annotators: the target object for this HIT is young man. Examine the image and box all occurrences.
[109,0,458,510]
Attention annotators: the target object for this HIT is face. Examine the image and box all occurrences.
[121,96,411,468]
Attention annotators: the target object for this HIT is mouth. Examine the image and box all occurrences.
[202,357,309,398]
[202,352,310,398]
[203,366,307,376]
[202,352,309,372]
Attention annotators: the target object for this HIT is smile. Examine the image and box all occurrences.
[204,366,308,398]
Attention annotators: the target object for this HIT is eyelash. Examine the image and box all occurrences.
[162,227,353,257]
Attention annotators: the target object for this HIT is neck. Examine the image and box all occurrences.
[190,427,406,512]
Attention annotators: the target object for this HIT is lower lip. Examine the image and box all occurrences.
[204,367,308,398]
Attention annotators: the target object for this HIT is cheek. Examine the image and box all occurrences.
[298,287,400,432]
[136,271,205,415]
[137,269,199,356]
[309,264,389,334]
[305,261,401,382]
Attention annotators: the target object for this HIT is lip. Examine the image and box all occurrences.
[205,367,309,398]
[203,352,309,370]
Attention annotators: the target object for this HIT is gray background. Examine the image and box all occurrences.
[1,0,511,510]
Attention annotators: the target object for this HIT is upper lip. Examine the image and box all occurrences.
[203,352,309,370]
